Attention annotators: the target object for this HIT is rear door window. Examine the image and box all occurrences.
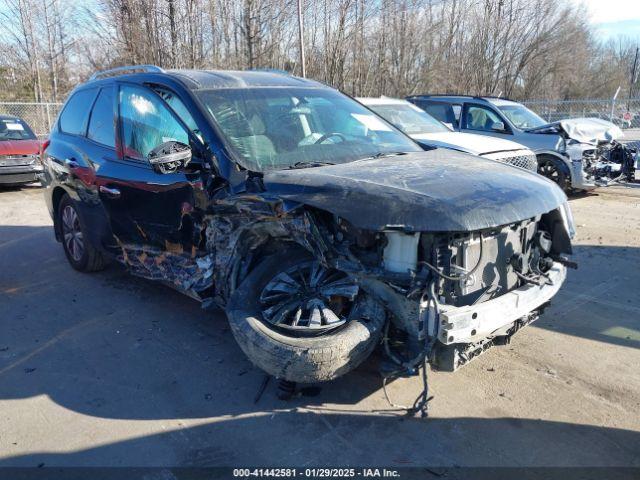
[87,87,115,148]
[422,102,460,128]
[59,88,98,135]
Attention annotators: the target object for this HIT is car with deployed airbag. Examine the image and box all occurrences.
[407,94,636,190]
[41,67,575,390]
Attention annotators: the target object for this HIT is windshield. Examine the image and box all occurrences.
[195,87,421,171]
[0,118,37,141]
[367,103,450,135]
[498,105,546,129]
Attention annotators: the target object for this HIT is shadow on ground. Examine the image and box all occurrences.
[1,413,639,467]
[1,224,639,466]
[533,244,640,350]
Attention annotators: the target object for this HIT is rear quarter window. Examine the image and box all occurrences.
[59,88,98,135]
[87,87,115,148]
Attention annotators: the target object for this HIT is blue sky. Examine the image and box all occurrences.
[578,0,640,41]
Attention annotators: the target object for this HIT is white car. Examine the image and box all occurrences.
[358,97,538,171]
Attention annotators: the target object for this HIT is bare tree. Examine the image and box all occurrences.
[0,0,635,103]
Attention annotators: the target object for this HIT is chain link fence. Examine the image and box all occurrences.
[0,102,63,138]
[522,98,640,130]
[3,98,640,140]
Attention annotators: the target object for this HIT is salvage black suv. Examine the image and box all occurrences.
[42,66,575,383]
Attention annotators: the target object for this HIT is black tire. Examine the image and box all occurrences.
[58,194,106,272]
[225,250,386,383]
[538,156,569,190]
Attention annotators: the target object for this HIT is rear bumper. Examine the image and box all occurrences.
[437,263,566,345]
[0,165,44,184]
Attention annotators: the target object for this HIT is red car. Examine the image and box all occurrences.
[0,115,44,186]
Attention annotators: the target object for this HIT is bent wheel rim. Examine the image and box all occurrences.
[259,260,359,332]
[62,205,84,262]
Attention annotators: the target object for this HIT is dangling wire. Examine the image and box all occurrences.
[382,234,483,416]
[380,280,439,417]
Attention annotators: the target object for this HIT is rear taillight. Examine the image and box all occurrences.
[40,139,50,157]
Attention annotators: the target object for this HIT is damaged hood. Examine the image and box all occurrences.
[527,118,623,145]
[411,131,527,156]
[263,150,566,232]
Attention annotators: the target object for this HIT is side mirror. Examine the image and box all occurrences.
[491,121,506,132]
[147,141,191,174]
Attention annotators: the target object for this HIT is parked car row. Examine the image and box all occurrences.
[36,66,576,393]
[7,90,635,192]
[358,97,538,171]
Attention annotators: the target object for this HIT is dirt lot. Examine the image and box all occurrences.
[0,183,639,468]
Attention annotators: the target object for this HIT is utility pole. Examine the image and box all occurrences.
[297,0,306,77]
[611,86,621,122]
[629,46,639,108]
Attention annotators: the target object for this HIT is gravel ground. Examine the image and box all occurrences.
[0,183,639,468]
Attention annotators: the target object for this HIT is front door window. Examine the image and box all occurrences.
[119,85,189,161]
[464,105,505,132]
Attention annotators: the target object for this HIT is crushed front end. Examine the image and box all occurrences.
[0,152,44,185]
[537,118,636,189]
[581,140,638,185]
[330,203,575,373]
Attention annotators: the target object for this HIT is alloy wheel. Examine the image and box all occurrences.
[539,159,561,184]
[61,205,84,262]
[259,260,359,332]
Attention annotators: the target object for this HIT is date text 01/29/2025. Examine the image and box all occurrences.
[232,468,401,478]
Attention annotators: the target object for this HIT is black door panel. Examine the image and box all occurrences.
[95,83,205,253]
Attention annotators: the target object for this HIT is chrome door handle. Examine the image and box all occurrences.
[64,158,79,169]
[99,185,121,198]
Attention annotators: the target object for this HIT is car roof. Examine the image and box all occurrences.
[83,68,327,91]
[408,94,522,107]
[357,96,412,106]
[407,94,477,103]
[167,69,327,90]
[483,98,521,107]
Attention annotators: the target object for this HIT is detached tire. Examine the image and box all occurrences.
[225,250,386,383]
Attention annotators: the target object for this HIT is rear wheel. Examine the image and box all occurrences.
[225,250,386,383]
[538,156,569,190]
[58,194,106,272]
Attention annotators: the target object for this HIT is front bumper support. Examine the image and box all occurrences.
[437,263,566,345]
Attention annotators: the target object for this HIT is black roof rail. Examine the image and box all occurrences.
[477,95,517,102]
[247,68,291,76]
[408,93,518,102]
[407,93,472,99]
[89,65,165,81]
